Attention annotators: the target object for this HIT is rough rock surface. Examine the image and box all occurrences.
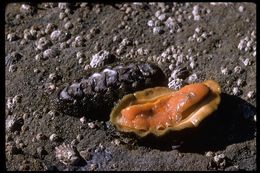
[5,2,256,171]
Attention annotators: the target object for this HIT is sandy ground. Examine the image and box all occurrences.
[5,2,256,171]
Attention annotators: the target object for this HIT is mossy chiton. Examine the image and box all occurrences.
[110,80,221,137]
[53,61,167,119]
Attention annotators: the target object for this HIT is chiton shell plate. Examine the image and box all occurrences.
[52,61,167,119]
[110,80,221,137]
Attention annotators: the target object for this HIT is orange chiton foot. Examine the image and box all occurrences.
[110,80,221,137]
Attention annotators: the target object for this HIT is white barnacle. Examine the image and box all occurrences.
[221,66,229,75]
[49,134,59,142]
[50,30,62,41]
[90,50,115,68]
[6,115,24,132]
[232,87,241,96]
[188,73,198,83]
[55,143,81,166]
[247,90,255,99]
[168,78,184,90]
[36,37,51,51]
[6,97,14,110]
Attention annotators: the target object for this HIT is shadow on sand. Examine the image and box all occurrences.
[136,93,256,153]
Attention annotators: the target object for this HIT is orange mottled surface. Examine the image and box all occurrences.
[118,83,210,131]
